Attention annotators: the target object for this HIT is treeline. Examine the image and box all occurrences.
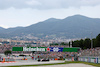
[72,34,100,49]
[50,34,100,49]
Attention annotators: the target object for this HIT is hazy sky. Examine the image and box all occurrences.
[0,0,100,28]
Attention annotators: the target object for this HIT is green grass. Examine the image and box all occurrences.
[1,61,100,67]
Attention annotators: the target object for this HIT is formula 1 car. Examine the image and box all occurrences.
[37,58,49,62]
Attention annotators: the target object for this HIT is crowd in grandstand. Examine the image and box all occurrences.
[0,44,100,58]
[80,47,100,57]
[0,44,25,53]
[0,44,69,53]
[33,51,78,59]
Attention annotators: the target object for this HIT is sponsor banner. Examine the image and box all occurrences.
[12,47,79,52]
[95,58,98,63]
[63,48,79,52]
[12,47,23,51]
[87,57,91,62]
[49,47,63,52]
[98,58,100,63]
[78,57,100,63]
[12,47,46,51]
[91,58,95,63]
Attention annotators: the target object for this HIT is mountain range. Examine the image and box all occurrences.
[0,15,100,39]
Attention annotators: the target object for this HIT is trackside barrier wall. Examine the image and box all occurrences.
[98,58,100,63]
[65,57,74,61]
[0,58,15,62]
[78,57,100,63]
[0,58,3,61]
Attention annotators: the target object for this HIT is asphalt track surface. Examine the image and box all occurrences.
[0,60,96,67]
[24,63,95,67]
[0,60,65,66]
[0,60,95,67]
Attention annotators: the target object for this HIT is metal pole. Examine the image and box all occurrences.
[70,41,72,48]
[91,32,93,49]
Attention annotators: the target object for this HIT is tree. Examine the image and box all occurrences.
[96,34,100,47]
[4,50,12,56]
[73,40,79,47]
[71,33,100,49]
[60,42,68,45]
[72,38,91,49]
[92,38,96,48]
[61,42,65,45]
[82,38,91,49]
[27,44,32,47]
[79,39,84,49]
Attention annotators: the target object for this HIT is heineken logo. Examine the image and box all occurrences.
[23,47,45,51]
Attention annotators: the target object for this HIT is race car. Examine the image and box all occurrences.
[37,58,49,62]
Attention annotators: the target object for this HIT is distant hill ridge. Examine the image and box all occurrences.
[0,15,100,39]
